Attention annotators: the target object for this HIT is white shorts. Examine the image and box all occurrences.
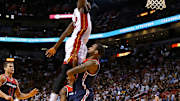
[64,37,87,65]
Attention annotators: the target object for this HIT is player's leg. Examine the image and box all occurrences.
[49,37,85,101]
[86,93,94,101]
[49,64,71,101]
[74,94,94,101]
[77,44,88,64]
[53,64,71,93]
[49,39,75,101]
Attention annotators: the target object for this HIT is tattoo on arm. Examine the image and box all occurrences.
[67,60,96,75]
[60,87,67,101]
[0,75,6,86]
[53,22,74,50]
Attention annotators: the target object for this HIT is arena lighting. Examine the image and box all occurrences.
[6,58,15,62]
[171,43,180,48]
[140,12,148,17]
[49,14,73,19]
[102,45,108,48]
[150,10,156,14]
[41,48,47,50]
[120,45,124,49]
[0,14,179,43]
[6,15,9,18]
[11,15,14,19]
[116,52,131,57]
[138,10,155,17]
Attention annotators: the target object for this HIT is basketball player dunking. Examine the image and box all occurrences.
[0,62,38,101]
[45,0,92,101]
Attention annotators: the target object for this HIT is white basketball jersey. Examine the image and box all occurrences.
[71,8,92,44]
[64,8,92,64]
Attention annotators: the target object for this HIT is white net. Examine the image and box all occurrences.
[146,0,166,10]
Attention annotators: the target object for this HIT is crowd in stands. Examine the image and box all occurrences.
[0,44,179,101]
[0,0,75,38]
[0,1,180,101]
[94,46,180,101]
[0,0,75,16]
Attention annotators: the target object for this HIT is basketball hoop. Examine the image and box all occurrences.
[146,0,166,10]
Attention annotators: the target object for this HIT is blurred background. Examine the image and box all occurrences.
[0,0,180,100]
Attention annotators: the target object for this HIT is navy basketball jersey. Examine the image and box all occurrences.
[74,59,100,101]
[64,85,75,101]
[0,74,17,101]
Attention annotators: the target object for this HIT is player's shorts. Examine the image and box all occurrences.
[73,89,94,101]
[64,37,87,65]
[67,94,76,101]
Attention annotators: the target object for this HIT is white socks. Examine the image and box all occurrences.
[49,93,58,101]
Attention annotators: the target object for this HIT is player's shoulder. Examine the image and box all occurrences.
[13,79,19,85]
[87,59,99,65]
[65,85,73,89]
[61,86,68,93]
[0,74,6,83]
[74,8,79,13]
[0,74,6,79]
[64,85,73,92]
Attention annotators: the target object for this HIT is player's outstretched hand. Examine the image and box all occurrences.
[29,88,39,97]
[5,95,13,101]
[45,47,56,58]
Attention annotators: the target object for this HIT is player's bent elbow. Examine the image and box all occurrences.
[66,70,71,76]
[60,89,64,96]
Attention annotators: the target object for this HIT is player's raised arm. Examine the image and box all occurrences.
[77,0,87,9]
[67,60,98,76]
[15,80,39,100]
[60,87,67,101]
[0,75,13,101]
[45,22,74,58]
[53,22,74,50]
